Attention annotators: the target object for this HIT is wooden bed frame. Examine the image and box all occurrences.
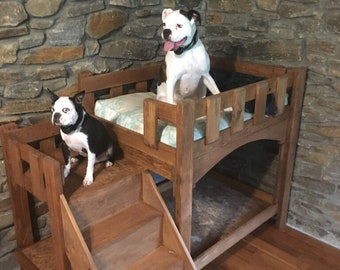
[79,56,306,266]
[0,56,306,269]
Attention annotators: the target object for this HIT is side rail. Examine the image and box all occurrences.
[0,123,69,270]
[0,122,60,201]
[80,63,161,114]
[142,72,293,149]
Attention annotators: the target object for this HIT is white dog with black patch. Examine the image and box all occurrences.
[157,9,220,104]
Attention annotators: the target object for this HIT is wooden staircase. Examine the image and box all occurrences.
[60,160,195,270]
[0,123,196,270]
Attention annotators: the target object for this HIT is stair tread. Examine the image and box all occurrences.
[65,159,144,229]
[125,246,185,270]
[63,158,144,201]
[83,202,162,251]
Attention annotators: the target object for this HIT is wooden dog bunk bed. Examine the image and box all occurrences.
[0,56,306,270]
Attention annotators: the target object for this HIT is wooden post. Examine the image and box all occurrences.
[275,68,307,229]
[174,99,195,250]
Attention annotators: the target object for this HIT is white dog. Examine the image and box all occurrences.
[157,9,220,104]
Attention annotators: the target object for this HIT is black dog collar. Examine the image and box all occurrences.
[174,30,198,55]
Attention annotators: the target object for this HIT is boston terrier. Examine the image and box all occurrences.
[157,9,220,104]
[48,89,119,186]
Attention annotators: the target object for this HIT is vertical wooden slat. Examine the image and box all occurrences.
[110,85,123,97]
[253,80,268,124]
[174,99,195,250]
[206,95,221,144]
[136,81,147,92]
[231,87,246,134]
[143,98,158,149]
[28,151,46,202]
[43,155,71,270]
[275,74,288,115]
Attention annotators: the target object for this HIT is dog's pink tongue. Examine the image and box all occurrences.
[164,41,175,52]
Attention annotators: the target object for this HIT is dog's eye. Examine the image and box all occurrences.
[162,22,166,28]
[62,108,70,113]
[176,24,182,29]
[51,106,54,112]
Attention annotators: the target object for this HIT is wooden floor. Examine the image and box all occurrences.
[203,220,340,270]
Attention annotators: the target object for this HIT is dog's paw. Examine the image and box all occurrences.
[82,176,93,186]
[105,160,113,168]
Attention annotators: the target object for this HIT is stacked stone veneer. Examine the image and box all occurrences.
[0,0,339,267]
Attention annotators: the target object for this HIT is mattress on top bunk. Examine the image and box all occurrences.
[94,92,254,148]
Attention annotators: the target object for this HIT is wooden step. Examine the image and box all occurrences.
[82,202,161,251]
[65,159,144,229]
[91,202,163,269]
[126,246,185,270]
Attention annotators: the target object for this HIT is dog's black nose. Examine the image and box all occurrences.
[53,113,61,125]
[163,29,171,40]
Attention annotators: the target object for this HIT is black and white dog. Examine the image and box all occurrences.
[157,9,220,104]
[48,89,118,186]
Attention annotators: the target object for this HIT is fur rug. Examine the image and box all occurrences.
[160,172,268,256]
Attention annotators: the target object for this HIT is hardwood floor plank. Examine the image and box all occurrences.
[203,220,340,270]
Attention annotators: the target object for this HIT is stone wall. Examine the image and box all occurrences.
[0,0,339,267]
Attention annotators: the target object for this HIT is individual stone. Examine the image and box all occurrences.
[43,78,67,91]
[19,32,45,50]
[204,37,233,55]
[177,0,200,9]
[135,9,151,17]
[85,40,100,56]
[0,2,28,27]
[206,12,225,25]
[22,46,84,64]
[0,98,51,115]
[247,18,268,32]
[295,19,321,37]
[100,38,159,60]
[0,68,22,85]
[109,0,139,7]
[0,42,18,67]
[324,11,340,34]
[66,0,105,17]
[307,40,336,55]
[25,0,63,17]
[0,25,29,39]
[278,2,315,18]
[36,67,67,80]
[123,18,160,39]
[4,82,42,99]
[29,18,55,30]
[86,10,128,39]
[219,0,253,12]
[141,0,160,5]
[328,59,340,77]
[256,0,279,11]
[48,17,85,46]
[241,39,303,61]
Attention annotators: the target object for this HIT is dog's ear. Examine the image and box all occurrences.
[46,88,59,102]
[162,8,173,20]
[73,91,85,105]
[187,10,201,25]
